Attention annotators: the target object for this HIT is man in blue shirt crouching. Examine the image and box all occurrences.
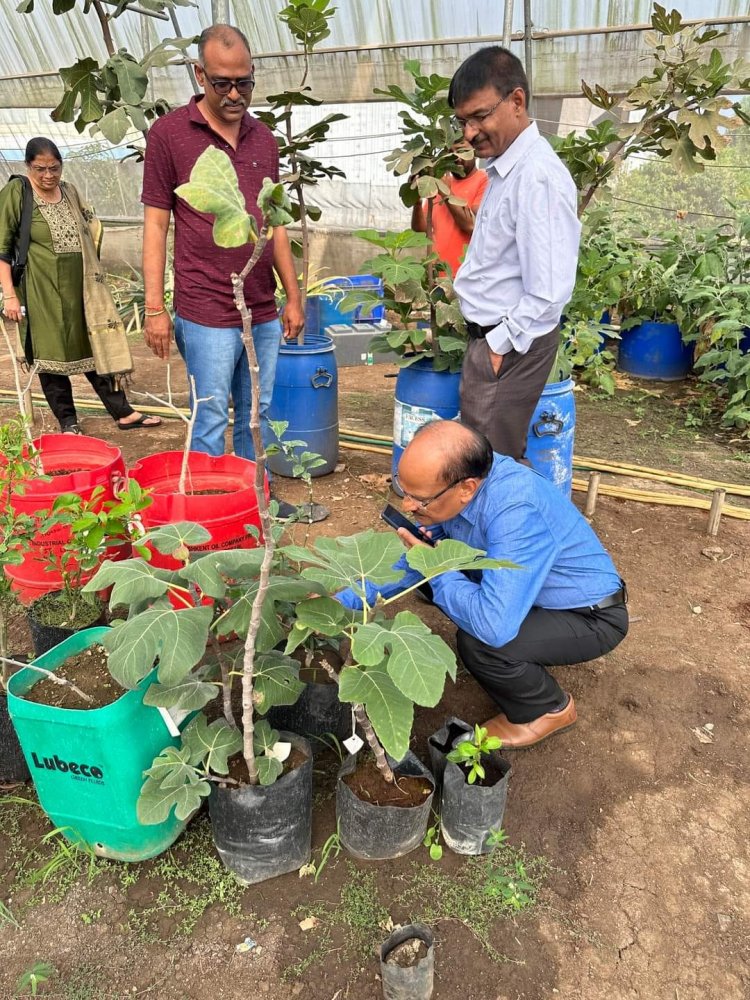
[338,420,628,749]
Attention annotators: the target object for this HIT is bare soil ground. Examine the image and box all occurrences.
[1,342,749,1000]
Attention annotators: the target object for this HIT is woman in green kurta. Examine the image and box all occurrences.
[0,137,160,434]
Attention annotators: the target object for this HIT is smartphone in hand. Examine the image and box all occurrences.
[380,504,435,546]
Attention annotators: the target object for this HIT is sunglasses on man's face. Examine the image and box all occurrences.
[200,70,256,97]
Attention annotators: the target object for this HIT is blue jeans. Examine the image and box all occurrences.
[174,315,282,461]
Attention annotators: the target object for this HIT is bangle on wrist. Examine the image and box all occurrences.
[144,308,166,317]
[3,293,18,300]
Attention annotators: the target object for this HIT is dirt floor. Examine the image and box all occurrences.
[1,342,749,999]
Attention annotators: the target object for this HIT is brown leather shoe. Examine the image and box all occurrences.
[482,694,577,749]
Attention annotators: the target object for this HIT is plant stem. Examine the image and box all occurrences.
[425,196,439,361]
[353,705,395,783]
[209,631,236,729]
[233,227,275,787]
[0,656,95,704]
[318,638,395,784]
[0,607,8,690]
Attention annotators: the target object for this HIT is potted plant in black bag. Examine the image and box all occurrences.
[282,533,515,861]
[82,156,317,885]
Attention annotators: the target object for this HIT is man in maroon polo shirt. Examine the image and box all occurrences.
[141,24,304,518]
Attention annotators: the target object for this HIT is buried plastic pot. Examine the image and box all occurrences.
[336,750,435,861]
[0,695,30,783]
[209,733,313,885]
[380,922,435,1000]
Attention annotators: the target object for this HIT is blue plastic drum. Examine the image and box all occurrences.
[267,332,338,477]
[391,360,461,491]
[526,378,576,496]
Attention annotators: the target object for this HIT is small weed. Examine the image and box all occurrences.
[396,842,547,961]
[58,962,119,1000]
[313,827,342,883]
[310,732,346,763]
[285,864,390,979]
[80,908,102,925]
[731,451,750,464]
[123,816,247,941]
[15,961,56,997]
[0,898,20,929]
[422,814,443,861]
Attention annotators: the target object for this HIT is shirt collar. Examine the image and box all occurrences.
[187,94,255,138]
[486,121,539,179]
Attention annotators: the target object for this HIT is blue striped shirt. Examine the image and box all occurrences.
[338,455,622,648]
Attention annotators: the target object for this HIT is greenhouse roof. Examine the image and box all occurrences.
[1,0,749,110]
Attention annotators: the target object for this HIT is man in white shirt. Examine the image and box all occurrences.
[450,47,581,460]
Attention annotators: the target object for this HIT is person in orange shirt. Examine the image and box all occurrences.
[410,143,488,277]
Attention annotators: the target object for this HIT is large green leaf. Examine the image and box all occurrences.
[52,58,103,125]
[82,558,172,607]
[338,666,413,761]
[294,596,350,636]
[141,522,212,556]
[253,651,304,713]
[108,51,148,105]
[142,745,202,791]
[215,576,312,651]
[352,610,455,704]
[143,671,220,712]
[137,770,210,825]
[256,755,283,786]
[179,548,264,599]
[96,107,132,144]
[257,178,294,228]
[101,605,213,689]
[283,530,405,595]
[182,714,242,775]
[405,540,518,580]
[175,147,254,248]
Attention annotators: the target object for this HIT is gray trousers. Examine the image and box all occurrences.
[459,326,560,459]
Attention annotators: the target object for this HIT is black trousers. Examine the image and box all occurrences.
[457,604,629,723]
[38,371,134,429]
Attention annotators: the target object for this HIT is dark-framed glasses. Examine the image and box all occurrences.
[451,94,508,131]
[30,164,62,176]
[393,473,464,510]
[200,71,256,96]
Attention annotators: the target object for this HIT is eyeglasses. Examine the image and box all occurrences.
[200,70,256,96]
[29,164,62,176]
[393,473,464,510]
[451,95,508,131]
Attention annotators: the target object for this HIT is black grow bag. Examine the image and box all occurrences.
[267,673,351,749]
[380,922,435,1000]
[0,695,29,783]
[208,732,312,885]
[28,593,104,658]
[336,750,435,861]
[427,716,472,793]
[441,754,511,856]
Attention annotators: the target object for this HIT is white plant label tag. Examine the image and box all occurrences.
[343,734,364,755]
[267,741,292,763]
[157,707,182,738]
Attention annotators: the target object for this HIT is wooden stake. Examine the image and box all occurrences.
[707,488,726,537]
[584,471,601,519]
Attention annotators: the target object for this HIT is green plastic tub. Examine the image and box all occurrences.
[7,626,188,862]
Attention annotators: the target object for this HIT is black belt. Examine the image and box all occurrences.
[466,321,499,340]
[571,582,628,614]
